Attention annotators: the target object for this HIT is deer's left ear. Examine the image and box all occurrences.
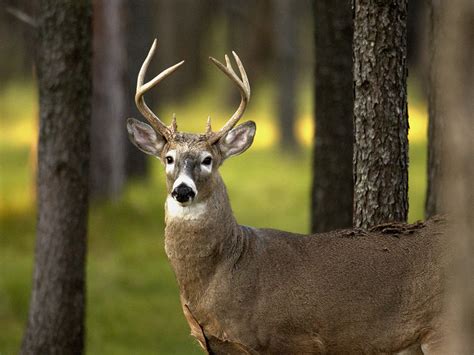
[218,121,256,159]
[127,118,166,156]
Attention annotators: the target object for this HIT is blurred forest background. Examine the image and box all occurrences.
[0,0,466,354]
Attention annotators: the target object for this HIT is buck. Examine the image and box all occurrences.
[127,39,450,354]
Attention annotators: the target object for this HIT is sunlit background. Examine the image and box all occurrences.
[1,1,430,353]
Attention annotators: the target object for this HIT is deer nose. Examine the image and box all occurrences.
[172,183,196,203]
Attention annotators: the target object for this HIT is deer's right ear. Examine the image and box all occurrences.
[127,118,166,156]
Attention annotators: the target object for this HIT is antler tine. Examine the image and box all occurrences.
[232,51,250,96]
[208,52,251,144]
[206,115,212,134]
[135,39,185,139]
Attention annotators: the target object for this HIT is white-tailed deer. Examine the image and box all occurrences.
[127,39,450,354]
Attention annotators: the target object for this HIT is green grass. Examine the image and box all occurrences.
[0,81,427,354]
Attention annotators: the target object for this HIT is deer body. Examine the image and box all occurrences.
[127,40,450,354]
[164,173,448,354]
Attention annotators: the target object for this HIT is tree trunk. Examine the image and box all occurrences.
[155,0,212,102]
[311,0,353,233]
[21,1,91,354]
[225,0,272,87]
[424,1,444,218]
[90,0,126,199]
[273,0,298,149]
[406,0,425,73]
[124,0,152,178]
[431,1,474,352]
[1,0,38,83]
[353,0,409,229]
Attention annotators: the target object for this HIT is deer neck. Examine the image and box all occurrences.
[164,173,240,303]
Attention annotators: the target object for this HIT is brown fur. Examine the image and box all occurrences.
[128,122,451,354]
[128,115,448,354]
[126,42,451,353]
[164,167,450,354]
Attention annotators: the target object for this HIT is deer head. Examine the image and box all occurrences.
[127,39,255,206]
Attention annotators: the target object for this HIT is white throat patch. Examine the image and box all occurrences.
[165,196,207,221]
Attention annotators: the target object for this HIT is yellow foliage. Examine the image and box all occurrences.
[408,103,428,143]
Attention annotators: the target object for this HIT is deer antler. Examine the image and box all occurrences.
[207,52,251,144]
[135,39,184,140]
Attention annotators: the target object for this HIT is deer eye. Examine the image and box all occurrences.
[166,156,174,164]
[202,156,212,166]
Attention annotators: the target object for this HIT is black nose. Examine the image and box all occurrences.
[172,183,196,203]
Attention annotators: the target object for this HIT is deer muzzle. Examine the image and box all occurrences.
[172,183,196,204]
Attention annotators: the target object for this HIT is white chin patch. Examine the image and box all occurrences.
[165,196,207,221]
[174,198,192,206]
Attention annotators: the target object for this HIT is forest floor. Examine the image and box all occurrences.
[0,80,427,354]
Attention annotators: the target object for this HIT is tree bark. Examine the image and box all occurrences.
[90,0,126,199]
[353,0,409,229]
[273,0,298,149]
[431,1,474,352]
[21,1,91,354]
[311,0,353,233]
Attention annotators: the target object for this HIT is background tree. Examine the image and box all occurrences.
[429,1,474,352]
[353,0,409,229]
[311,0,353,233]
[90,0,127,199]
[273,0,298,148]
[124,0,153,178]
[21,1,91,354]
[155,0,213,102]
[424,0,443,218]
[224,0,272,89]
[406,0,427,77]
[1,0,36,84]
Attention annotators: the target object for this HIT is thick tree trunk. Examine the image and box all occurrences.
[353,0,409,229]
[311,0,353,233]
[21,1,91,354]
[432,1,474,352]
[90,0,126,199]
[274,0,298,149]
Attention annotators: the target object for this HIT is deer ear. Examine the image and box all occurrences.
[127,118,166,156]
[218,121,256,159]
